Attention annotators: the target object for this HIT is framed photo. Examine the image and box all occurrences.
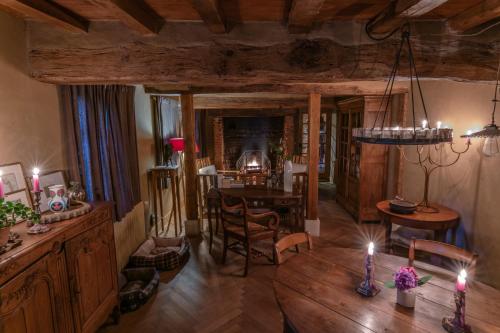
[28,170,67,213]
[5,188,32,207]
[0,162,27,194]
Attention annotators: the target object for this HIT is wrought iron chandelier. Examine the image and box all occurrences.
[353,27,453,145]
[356,25,471,212]
[460,59,500,157]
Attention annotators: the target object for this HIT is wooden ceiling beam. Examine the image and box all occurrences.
[448,0,500,32]
[0,0,88,33]
[107,0,164,36]
[287,0,325,33]
[144,83,408,96]
[189,0,227,33]
[193,95,336,109]
[368,0,448,34]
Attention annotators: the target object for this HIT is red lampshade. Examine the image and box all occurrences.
[169,138,185,152]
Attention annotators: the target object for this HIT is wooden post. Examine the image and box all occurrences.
[307,93,321,221]
[181,93,199,225]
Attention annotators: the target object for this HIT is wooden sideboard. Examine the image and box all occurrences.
[0,202,118,333]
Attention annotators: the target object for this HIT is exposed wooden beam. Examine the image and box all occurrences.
[27,22,498,84]
[369,0,448,34]
[307,93,321,220]
[287,0,325,33]
[189,0,227,33]
[448,0,500,32]
[204,109,299,117]
[181,93,198,223]
[107,0,164,35]
[192,95,336,109]
[0,0,88,33]
[144,83,408,95]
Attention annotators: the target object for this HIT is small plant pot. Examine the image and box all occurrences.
[397,288,416,308]
[0,227,10,246]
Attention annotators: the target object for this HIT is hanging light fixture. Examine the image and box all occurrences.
[353,26,453,145]
[461,59,500,157]
[356,24,471,212]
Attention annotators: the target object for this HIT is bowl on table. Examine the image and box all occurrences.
[389,199,417,214]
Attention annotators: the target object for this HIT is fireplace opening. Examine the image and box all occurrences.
[223,117,284,170]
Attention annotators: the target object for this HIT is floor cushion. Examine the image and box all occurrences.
[129,236,190,271]
[119,267,160,313]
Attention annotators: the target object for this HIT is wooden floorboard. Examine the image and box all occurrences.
[100,187,378,333]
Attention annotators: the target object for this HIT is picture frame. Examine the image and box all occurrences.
[27,170,68,213]
[4,188,32,208]
[0,162,28,195]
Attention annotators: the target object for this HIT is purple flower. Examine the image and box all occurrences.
[394,266,418,291]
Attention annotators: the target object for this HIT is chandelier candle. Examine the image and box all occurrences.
[443,269,472,333]
[356,242,380,297]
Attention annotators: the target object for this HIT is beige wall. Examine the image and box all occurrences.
[400,80,500,288]
[0,12,64,172]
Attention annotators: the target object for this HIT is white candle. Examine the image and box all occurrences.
[0,170,4,198]
[457,269,467,292]
[368,242,374,256]
[436,121,442,129]
[33,167,41,192]
[422,120,428,129]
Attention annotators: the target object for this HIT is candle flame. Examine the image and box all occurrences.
[33,167,40,175]
[466,130,472,136]
[459,269,467,279]
[368,242,374,255]
[422,119,428,128]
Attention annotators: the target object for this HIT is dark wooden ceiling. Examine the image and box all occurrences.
[1,0,498,35]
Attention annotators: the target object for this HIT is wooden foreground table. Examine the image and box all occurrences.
[273,246,500,333]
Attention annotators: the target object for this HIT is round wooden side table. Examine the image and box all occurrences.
[376,200,459,252]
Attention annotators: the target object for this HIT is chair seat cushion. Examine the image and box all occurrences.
[225,222,275,238]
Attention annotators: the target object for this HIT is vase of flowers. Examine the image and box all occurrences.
[386,266,432,308]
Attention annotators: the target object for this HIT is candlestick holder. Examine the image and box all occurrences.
[356,254,380,297]
[442,290,472,333]
[27,190,51,234]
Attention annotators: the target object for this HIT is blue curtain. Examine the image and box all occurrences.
[60,85,140,220]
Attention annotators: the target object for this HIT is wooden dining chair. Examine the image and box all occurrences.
[408,238,478,276]
[274,232,313,265]
[220,193,280,276]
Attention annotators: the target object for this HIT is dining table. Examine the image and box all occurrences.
[273,245,500,333]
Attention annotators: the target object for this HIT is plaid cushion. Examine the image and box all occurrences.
[129,236,190,271]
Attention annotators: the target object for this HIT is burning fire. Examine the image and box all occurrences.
[248,158,259,167]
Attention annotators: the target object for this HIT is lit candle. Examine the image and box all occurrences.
[0,170,4,199]
[456,269,467,292]
[422,119,428,129]
[466,130,472,145]
[437,121,442,129]
[33,168,41,192]
[368,242,374,256]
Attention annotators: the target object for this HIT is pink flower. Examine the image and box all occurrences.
[394,266,419,290]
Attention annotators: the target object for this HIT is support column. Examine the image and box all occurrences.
[181,93,199,235]
[306,93,321,236]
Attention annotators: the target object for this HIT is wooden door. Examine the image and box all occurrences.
[65,220,118,333]
[0,249,73,333]
[335,98,364,218]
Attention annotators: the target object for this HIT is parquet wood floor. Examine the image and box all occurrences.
[101,190,384,333]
